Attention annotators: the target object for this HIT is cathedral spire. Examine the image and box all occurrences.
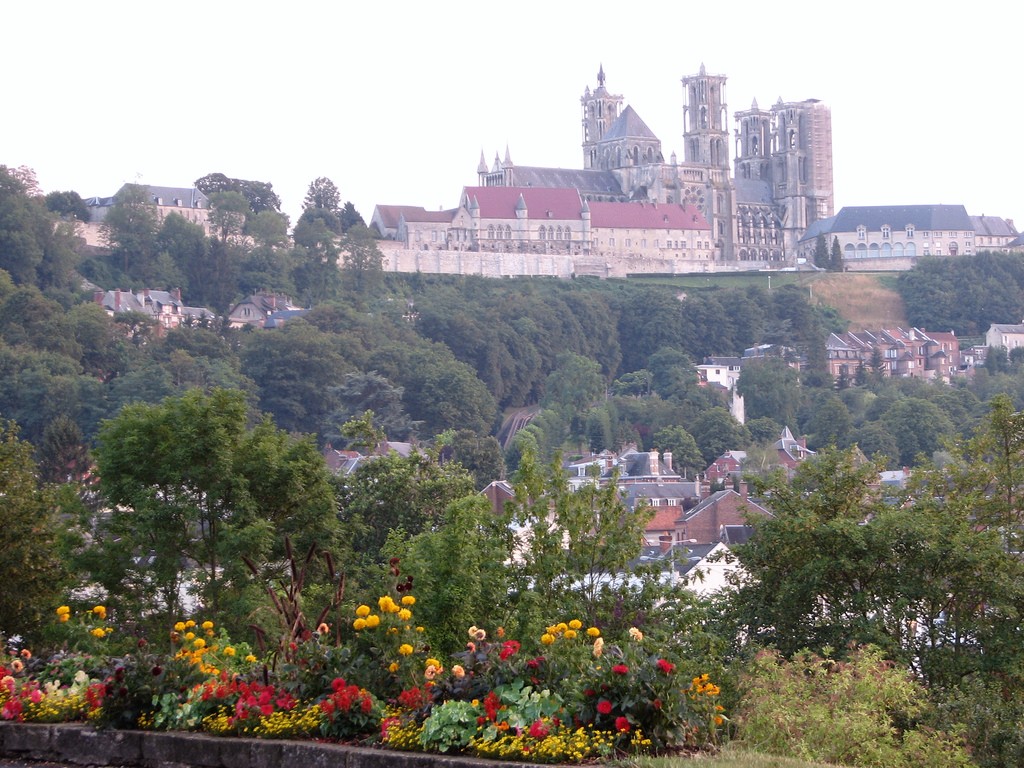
[597,63,605,87]
[477,150,488,174]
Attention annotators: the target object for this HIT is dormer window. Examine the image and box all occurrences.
[857,225,866,241]
[906,226,914,238]
[881,225,891,240]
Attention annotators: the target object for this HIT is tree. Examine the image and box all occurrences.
[0,420,69,642]
[94,389,338,634]
[303,177,342,215]
[340,224,384,295]
[652,425,703,476]
[725,447,1024,689]
[829,235,843,272]
[339,201,365,233]
[100,183,160,281]
[44,190,90,223]
[444,429,506,489]
[36,414,90,484]
[323,371,419,444]
[690,407,752,465]
[504,449,654,631]
[735,358,801,426]
[812,233,829,269]
[337,450,476,565]
[195,173,282,215]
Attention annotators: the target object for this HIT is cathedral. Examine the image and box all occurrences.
[477,65,834,264]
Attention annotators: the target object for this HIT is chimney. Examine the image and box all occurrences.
[659,533,672,554]
[143,288,150,299]
[174,287,182,302]
[115,290,121,311]
[738,481,749,500]
[649,451,659,476]
[93,291,104,305]
[663,451,673,473]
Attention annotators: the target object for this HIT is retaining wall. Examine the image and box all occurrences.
[0,722,545,768]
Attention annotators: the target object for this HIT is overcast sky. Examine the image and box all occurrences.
[6,2,1021,229]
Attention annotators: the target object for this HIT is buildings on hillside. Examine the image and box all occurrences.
[825,327,961,383]
[78,185,213,247]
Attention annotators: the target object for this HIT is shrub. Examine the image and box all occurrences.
[733,645,971,768]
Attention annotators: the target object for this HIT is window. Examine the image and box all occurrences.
[906,226,915,238]
[625,239,631,248]
[641,239,647,248]
[431,230,437,242]
[609,237,615,247]
[539,226,546,240]
[922,231,930,239]
[881,225,891,240]
[857,226,866,241]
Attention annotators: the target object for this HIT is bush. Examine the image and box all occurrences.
[733,645,971,768]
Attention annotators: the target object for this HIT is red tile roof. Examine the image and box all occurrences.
[462,186,584,220]
[589,201,709,230]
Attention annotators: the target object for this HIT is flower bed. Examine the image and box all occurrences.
[1,586,725,764]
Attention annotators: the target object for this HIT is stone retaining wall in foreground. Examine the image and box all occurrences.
[0,722,546,768]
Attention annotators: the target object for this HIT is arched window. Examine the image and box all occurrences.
[488,225,495,239]
[505,225,512,239]
[555,227,562,240]
[539,226,546,241]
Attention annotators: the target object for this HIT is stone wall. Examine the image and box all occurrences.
[380,242,783,279]
[0,722,542,768]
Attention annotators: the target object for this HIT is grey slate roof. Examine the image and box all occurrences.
[970,215,1018,237]
[602,105,659,141]
[831,204,972,232]
[505,166,624,197]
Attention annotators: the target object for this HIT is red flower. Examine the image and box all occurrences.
[597,699,613,715]
[653,698,663,709]
[529,718,550,739]
[331,677,348,692]
[612,664,629,675]
[656,658,676,674]
[583,688,596,697]
[615,716,631,732]
[499,640,521,660]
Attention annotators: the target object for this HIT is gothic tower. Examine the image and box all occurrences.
[770,98,834,249]
[681,64,735,257]
[682,64,729,169]
[581,65,623,170]
[733,99,772,182]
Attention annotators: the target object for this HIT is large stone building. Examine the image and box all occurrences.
[374,64,833,276]
[480,64,834,265]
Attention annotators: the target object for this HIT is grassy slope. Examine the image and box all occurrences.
[630,270,907,332]
[620,747,848,767]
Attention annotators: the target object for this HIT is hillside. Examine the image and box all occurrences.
[805,272,907,331]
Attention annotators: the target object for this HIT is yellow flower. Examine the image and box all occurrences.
[56,605,70,616]
[245,654,257,663]
[378,595,399,613]
[356,604,371,617]
[59,614,69,623]
[415,626,425,632]
[401,595,416,606]
[92,605,107,620]
[104,627,113,635]
[90,628,105,639]
[587,627,601,637]
[557,622,568,633]
[398,608,412,621]
[564,629,578,640]
[224,646,236,656]
[185,620,196,629]
[398,644,414,656]
[388,662,400,673]
[629,627,644,642]
[568,619,582,630]
[353,618,367,630]
[388,627,398,634]
[184,631,196,641]
[193,638,206,649]
[201,620,214,630]
[173,621,186,632]
[426,657,441,668]
[540,633,555,645]
[365,614,381,628]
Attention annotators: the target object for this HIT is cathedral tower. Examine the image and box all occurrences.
[682,64,729,169]
[733,99,772,182]
[770,98,834,244]
[581,65,623,170]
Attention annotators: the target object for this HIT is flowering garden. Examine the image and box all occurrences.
[0,552,732,765]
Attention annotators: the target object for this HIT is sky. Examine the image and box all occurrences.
[5,2,1022,230]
